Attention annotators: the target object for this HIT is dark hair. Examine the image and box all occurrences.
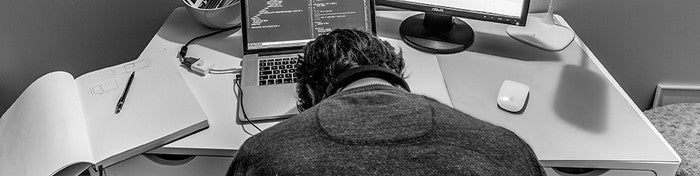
[295,29,405,112]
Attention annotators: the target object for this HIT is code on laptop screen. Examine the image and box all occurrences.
[244,0,373,50]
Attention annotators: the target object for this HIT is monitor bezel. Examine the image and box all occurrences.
[242,0,378,55]
[377,0,530,26]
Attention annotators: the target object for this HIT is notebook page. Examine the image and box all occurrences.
[0,71,94,176]
[75,57,208,167]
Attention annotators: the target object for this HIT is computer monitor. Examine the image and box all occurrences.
[377,0,530,54]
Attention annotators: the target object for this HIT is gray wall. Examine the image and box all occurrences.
[0,0,181,114]
[554,0,700,110]
[1,0,698,114]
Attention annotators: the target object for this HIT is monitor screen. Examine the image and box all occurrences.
[379,0,529,26]
[242,0,375,52]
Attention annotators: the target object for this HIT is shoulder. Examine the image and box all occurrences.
[407,93,531,147]
[238,108,319,152]
[411,94,543,174]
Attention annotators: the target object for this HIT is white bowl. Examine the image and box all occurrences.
[183,0,241,29]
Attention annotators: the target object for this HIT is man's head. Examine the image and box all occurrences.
[295,29,405,112]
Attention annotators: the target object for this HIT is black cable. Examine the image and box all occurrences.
[234,75,262,132]
[179,25,241,59]
[177,25,260,132]
[231,77,253,135]
[178,25,240,74]
[232,77,255,135]
[241,123,254,136]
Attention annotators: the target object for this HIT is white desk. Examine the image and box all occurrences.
[434,12,681,175]
[135,8,678,175]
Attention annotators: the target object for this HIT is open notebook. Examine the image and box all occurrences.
[0,57,209,176]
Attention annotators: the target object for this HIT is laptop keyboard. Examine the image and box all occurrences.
[258,57,298,86]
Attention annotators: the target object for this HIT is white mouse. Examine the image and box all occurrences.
[497,80,530,113]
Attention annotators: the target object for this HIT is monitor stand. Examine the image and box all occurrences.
[399,13,474,54]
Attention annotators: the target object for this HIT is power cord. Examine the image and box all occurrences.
[209,68,242,74]
[179,24,240,58]
[178,25,262,134]
[234,74,263,133]
[179,25,242,75]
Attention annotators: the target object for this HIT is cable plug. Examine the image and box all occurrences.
[181,57,199,68]
[179,46,189,58]
[191,59,215,75]
[180,56,214,75]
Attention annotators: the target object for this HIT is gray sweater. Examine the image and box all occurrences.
[227,85,544,175]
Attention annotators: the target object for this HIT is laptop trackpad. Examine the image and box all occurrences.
[240,84,299,121]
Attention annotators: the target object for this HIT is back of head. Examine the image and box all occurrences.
[295,29,405,111]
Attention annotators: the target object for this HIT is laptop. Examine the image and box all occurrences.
[237,0,377,123]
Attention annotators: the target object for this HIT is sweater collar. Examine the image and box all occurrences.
[330,84,406,97]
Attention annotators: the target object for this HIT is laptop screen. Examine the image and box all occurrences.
[242,0,375,52]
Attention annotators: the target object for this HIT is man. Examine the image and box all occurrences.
[227,29,544,175]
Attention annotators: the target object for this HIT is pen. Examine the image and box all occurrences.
[115,72,135,114]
